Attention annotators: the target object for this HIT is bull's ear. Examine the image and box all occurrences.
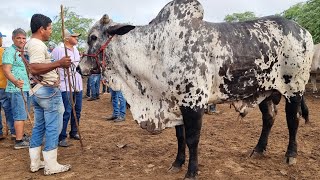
[107,25,135,35]
[100,14,110,25]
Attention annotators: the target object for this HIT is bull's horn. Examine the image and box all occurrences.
[100,14,110,24]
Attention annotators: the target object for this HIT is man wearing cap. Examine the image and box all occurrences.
[0,31,15,140]
[51,28,83,147]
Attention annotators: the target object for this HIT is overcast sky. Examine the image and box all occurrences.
[0,0,306,47]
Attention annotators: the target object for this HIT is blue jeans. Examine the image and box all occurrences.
[0,88,15,135]
[86,77,90,97]
[6,91,30,120]
[110,88,126,118]
[208,104,216,112]
[59,91,82,141]
[30,86,64,151]
[89,74,101,98]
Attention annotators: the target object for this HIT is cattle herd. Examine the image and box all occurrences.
[77,0,317,179]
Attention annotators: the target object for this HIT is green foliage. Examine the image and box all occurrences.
[224,11,257,22]
[283,0,320,44]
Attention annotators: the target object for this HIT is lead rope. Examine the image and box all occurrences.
[18,49,59,99]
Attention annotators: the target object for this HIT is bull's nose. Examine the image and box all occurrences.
[76,66,82,75]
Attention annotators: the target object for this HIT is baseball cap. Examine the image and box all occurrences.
[0,32,6,38]
[64,29,81,38]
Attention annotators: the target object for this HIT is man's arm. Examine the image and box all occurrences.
[29,56,71,75]
[2,64,24,88]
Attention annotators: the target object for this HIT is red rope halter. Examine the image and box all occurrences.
[81,35,114,71]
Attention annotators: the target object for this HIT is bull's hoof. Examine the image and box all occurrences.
[249,149,265,158]
[304,119,310,124]
[184,177,198,180]
[167,165,182,173]
[284,157,297,165]
[184,171,198,180]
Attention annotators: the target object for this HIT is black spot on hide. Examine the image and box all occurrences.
[179,32,184,39]
[135,80,146,95]
[283,75,292,84]
[185,82,194,93]
[176,84,180,91]
[196,88,201,94]
[124,65,131,74]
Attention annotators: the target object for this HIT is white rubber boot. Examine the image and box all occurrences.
[43,148,71,175]
[29,146,45,172]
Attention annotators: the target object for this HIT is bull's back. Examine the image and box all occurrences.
[203,16,313,100]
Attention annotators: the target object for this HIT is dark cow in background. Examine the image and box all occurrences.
[77,0,313,179]
[310,43,320,93]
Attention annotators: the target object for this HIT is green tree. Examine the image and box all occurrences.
[224,11,257,22]
[283,0,320,44]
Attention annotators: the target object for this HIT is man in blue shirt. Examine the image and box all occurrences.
[2,28,30,149]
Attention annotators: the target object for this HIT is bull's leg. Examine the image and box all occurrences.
[300,95,309,123]
[310,73,317,93]
[251,99,276,156]
[168,125,186,173]
[284,96,301,165]
[180,106,203,180]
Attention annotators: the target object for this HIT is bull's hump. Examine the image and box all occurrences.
[150,0,204,24]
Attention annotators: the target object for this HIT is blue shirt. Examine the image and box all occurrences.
[2,44,30,92]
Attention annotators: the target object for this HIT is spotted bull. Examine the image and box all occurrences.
[77,0,313,179]
[310,43,320,92]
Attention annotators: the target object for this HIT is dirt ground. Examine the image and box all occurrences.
[1,82,320,180]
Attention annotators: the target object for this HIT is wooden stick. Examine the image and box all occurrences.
[20,88,33,127]
[61,5,84,149]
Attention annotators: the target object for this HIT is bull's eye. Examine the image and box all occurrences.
[91,35,98,41]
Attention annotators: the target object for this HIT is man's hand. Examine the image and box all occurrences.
[59,56,71,68]
[14,79,24,89]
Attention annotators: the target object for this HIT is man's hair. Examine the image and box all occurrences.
[12,28,26,37]
[30,14,52,33]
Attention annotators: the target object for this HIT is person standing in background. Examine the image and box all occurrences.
[52,28,83,147]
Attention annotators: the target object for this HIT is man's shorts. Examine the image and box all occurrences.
[6,92,30,121]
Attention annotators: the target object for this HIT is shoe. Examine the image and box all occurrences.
[83,95,90,99]
[114,117,125,122]
[106,116,118,121]
[70,134,80,140]
[206,110,220,115]
[23,134,31,142]
[14,140,29,149]
[11,134,16,140]
[87,97,97,101]
[58,139,69,147]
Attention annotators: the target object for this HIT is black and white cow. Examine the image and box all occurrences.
[310,43,320,92]
[77,0,313,179]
